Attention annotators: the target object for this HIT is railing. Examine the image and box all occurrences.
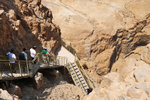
[0,60,32,79]
[56,56,68,66]
[75,60,95,89]
[61,39,94,89]
[0,41,95,91]
[0,55,69,80]
[61,39,80,60]
[37,54,68,66]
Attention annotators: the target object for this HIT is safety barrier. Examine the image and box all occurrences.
[0,55,69,80]
[61,39,95,89]
[0,60,32,80]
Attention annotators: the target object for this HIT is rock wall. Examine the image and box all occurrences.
[42,0,150,82]
[84,43,150,100]
[0,0,61,56]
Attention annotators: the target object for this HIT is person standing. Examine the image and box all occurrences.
[19,48,28,60]
[19,48,28,72]
[30,46,37,60]
[7,48,17,74]
[42,47,49,63]
[30,46,39,64]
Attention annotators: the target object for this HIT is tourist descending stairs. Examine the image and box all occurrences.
[66,62,90,92]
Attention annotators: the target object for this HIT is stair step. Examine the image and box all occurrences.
[79,79,84,81]
[73,68,78,71]
[71,64,76,66]
[66,62,90,92]
[72,65,76,67]
[78,76,83,79]
[75,70,79,73]
[82,84,87,87]
[75,82,80,85]
[73,66,78,68]
[76,73,80,75]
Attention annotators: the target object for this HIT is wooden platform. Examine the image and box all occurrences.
[0,63,40,81]
[39,62,64,69]
[0,62,64,81]
[0,55,67,81]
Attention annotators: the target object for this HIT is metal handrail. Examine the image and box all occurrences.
[75,60,95,89]
[61,39,94,89]
[61,39,80,60]
[0,42,93,92]
[0,60,32,79]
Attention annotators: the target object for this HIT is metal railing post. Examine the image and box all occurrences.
[0,71,2,79]
[9,63,13,77]
[26,60,30,75]
[18,61,22,77]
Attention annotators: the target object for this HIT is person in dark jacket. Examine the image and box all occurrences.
[19,48,28,72]
[19,48,28,60]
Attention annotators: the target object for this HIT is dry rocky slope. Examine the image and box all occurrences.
[0,0,60,55]
[42,0,150,85]
[84,43,150,100]
[0,0,85,100]
[0,0,150,100]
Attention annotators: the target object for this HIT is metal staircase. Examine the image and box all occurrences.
[60,39,93,93]
[66,62,90,92]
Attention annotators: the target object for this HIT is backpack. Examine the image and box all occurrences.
[19,52,25,60]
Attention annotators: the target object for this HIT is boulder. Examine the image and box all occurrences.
[127,86,148,99]
[141,43,150,64]
[34,72,44,89]
[0,89,13,100]
[8,84,22,98]
[8,9,16,20]
[133,67,150,82]
[0,9,4,15]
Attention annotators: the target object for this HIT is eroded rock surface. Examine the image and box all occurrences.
[42,0,150,84]
[84,43,150,100]
[34,72,44,89]
[0,89,13,100]
[0,0,61,55]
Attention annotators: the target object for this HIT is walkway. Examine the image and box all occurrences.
[0,44,92,93]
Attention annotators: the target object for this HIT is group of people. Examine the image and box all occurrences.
[6,46,54,73]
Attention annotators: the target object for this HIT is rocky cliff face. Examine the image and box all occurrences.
[0,0,60,55]
[84,43,150,100]
[42,0,150,84]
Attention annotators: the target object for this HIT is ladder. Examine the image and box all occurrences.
[66,62,90,92]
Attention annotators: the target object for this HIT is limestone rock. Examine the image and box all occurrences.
[46,84,86,100]
[127,86,148,99]
[141,43,150,64]
[0,89,13,100]
[0,9,4,15]
[8,84,22,98]
[8,9,16,20]
[95,48,115,76]
[133,67,150,82]
[34,72,44,89]
[42,0,150,81]
[13,85,21,97]
[0,0,61,54]
[100,78,112,88]
[84,46,150,100]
